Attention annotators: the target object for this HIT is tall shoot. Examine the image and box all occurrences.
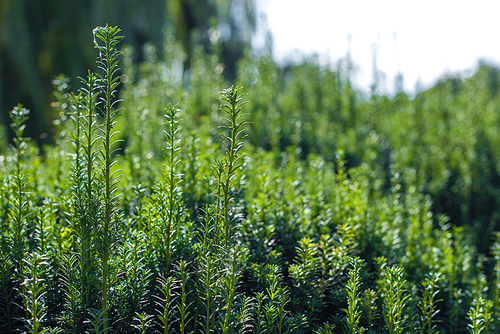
[342,257,364,334]
[79,72,100,317]
[93,24,124,333]
[7,106,30,322]
[163,103,182,274]
[9,104,30,175]
[218,86,248,249]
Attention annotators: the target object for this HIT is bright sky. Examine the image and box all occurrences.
[253,0,500,95]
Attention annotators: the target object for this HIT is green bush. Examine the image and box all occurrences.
[0,25,499,333]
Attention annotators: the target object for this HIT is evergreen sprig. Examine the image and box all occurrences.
[196,247,219,334]
[418,272,442,334]
[342,257,364,334]
[162,103,183,274]
[218,86,248,249]
[382,266,410,334]
[92,24,124,334]
[175,260,193,334]
[22,253,51,334]
[155,275,176,334]
[8,172,29,276]
[9,104,30,174]
[78,71,100,321]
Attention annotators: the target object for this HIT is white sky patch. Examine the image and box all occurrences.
[253,0,500,95]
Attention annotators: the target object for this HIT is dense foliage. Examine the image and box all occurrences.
[0,25,500,333]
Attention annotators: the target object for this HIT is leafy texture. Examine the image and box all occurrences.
[1,25,500,334]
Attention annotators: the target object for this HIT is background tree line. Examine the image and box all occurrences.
[0,0,255,143]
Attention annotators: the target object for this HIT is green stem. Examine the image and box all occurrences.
[102,253,108,331]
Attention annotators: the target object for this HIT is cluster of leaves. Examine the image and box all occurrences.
[1,25,500,333]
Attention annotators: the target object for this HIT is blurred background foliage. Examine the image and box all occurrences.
[0,0,255,141]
